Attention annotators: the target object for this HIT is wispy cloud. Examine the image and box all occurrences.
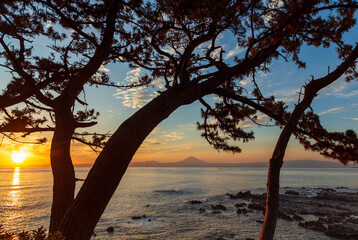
[319,103,358,115]
[143,138,163,146]
[225,46,244,59]
[264,0,284,22]
[115,67,159,109]
[240,79,250,86]
[321,77,358,98]
[161,131,184,141]
[118,89,157,109]
[92,64,111,82]
[139,130,186,153]
[45,21,52,28]
[177,123,196,130]
[319,106,347,115]
[273,88,300,103]
[99,65,110,72]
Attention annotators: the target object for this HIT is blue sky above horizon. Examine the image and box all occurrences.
[1,10,358,167]
[74,26,358,165]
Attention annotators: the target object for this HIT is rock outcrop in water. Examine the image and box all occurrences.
[211,204,227,211]
[225,188,358,239]
[106,226,114,233]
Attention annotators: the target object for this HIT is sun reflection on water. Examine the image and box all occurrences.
[9,167,21,206]
[3,167,23,229]
[12,167,20,187]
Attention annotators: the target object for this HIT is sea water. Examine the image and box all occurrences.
[0,167,357,239]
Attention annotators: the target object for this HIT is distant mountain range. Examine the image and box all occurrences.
[130,156,354,168]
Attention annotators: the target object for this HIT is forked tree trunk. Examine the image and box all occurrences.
[260,44,358,240]
[260,92,317,239]
[260,97,314,239]
[49,106,76,233]
[59,86,204,239]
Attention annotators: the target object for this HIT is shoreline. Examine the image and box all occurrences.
[92,186,358,239]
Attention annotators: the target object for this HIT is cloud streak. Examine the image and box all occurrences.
[225,46,244,59]
[319,103,358,115]
[115,67,163,109]
[321,77,358,98]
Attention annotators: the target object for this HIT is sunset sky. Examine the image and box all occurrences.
[1,22,358,168]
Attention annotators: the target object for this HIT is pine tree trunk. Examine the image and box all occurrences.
[259,97,314,240]
[259,137,288,240]
[259,45,358,240]
[58,87,203,239]
[49,106,76,233]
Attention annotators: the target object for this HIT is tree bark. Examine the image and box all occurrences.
[49,105,76,233]
[55,42,284,239]
[259,121,301,240]
[58,86,205,239]
[260,44,358,240]
[48,1,119,232]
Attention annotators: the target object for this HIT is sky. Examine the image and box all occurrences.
[1,14,358,168]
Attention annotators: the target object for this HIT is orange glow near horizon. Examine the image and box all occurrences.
[0,133,329,168]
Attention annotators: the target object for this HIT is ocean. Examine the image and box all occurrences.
[0,167,357,239]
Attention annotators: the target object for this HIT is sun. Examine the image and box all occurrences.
[11,151,29,164]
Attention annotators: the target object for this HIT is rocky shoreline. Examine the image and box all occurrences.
[100,187,358,239]
[207,187,358,239]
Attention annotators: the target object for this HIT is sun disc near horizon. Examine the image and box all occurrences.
[11,151,29,164]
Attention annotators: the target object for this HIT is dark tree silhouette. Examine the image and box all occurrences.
[0,0,137,232]
[1,1,358,239]
[55,1,357,239]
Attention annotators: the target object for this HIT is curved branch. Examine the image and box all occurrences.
[0,126,55,133]
[0,132,47,144]
[76,121,97,128]
[61,0,120,102]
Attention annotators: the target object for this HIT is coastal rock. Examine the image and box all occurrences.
[326,222,358,239]
[190,198,207,204]
[316,191,358,202]
[284,190,299,195]
[236,208,248,214]
[212,210,221,214]
[199,208,206,213]
[235,203,246,208]
[227,191,265,200]
[278,211,293,221]
[248,202,265,211]
[319,215,345,224]
[292,214,304,221]
[132,215,147,220]
[225,187,358,239]
[345,216,358,225]
[106,226,114,233]
[318,188,336,192]
[211,204,227,211]
[298,220,327,232]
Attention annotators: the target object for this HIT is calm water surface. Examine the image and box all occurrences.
[0,167,357,239]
